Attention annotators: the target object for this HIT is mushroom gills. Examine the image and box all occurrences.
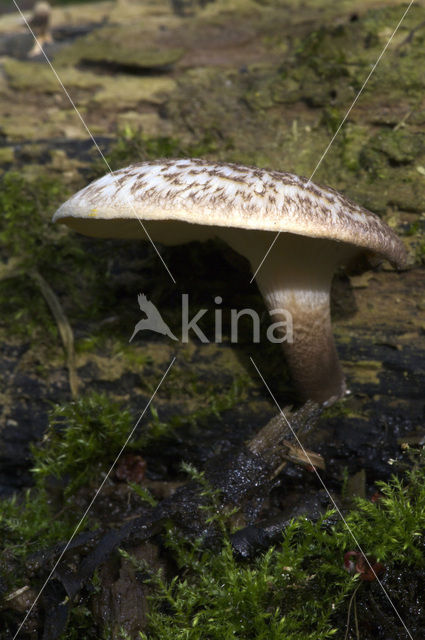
[59,217,218,244]
[59,214,360,403]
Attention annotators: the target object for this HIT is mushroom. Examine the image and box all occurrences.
[27,1,53,58]
[52,158,406,403]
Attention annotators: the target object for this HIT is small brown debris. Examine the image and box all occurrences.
[115,453,147,484]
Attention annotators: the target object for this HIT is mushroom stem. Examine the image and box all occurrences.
[260,282,345,403]
[221,229,355,404]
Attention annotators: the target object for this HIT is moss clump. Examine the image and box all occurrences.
[140,454,425,639]
[2,59,60,94]
[2,59,104,94]
[0,395,137,560]
[2,406,425,638]
[0,171,66,264]
[0,486,78,561]
[369,129,425,165]
[149,376,246,434]
[31,393,136,494]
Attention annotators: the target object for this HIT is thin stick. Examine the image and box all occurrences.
[344,582,361,640]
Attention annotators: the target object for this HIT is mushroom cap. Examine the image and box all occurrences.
[53,158,406,268]
[33,1,51,17]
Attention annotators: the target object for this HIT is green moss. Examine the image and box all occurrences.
[140,453,425,640]
[31,393,136,494]
[2,59,104,94]
[3,58,59,93]
[369,129,424,164]
[149,376,246,435]
[91,76,176,109]
[0,146,14,166]
[0,171,66,262]
[28,377,244,496]
[54,25,184,70]
[95,128,185,173]
[0,381,244,585]
[321,402,352,421]
[3,410,425,638]
[0,398,136,586]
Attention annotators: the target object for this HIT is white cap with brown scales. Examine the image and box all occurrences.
[53,158,407,404]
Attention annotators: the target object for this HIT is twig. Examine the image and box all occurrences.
[396,19,425,49]
[0,256,24,280]
[247,400,323,472]
[344,582,361,640]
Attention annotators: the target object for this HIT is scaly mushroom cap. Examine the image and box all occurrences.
[53,158,405,267]
[29,1,51,33]
[53,158,407,404]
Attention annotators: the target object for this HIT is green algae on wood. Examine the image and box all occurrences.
[2,58,103,94]
[53,25,184,70]
[91,76,176,108]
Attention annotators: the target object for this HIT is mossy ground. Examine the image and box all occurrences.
[139,455,425,640]
[0,0,425,637]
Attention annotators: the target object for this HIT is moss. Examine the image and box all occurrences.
[31,393,136,494]
[139,452,425,640]
[0,171,66,263]
[0,486,79,566]
[2,58,103,94]
[28,374,245,494]
[369,129,425,165]
[91,76,176,109]
[2,58,59,93]
[0,146,14,166]
[0,380,243,564]
[321,402,353,421]
[53,25,184,70]
[3,408,425,638]
[343,360,382,386]
[150,375,246,434]
[340,124,369,172]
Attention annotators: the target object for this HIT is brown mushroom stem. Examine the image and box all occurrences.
[261,286,345,403]
[222,229,356,404]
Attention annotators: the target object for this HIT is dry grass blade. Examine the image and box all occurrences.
[0,258,79,399]
[29,269,79,398]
